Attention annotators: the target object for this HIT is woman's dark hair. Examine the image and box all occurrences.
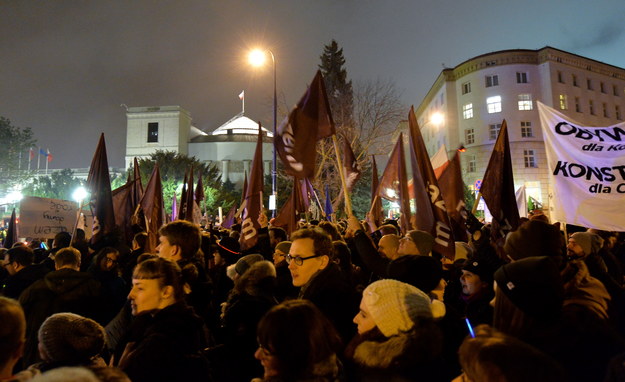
[93,247,120,273]
[133,258,185,302]
[257,300,342,379]
[318,221,342,241]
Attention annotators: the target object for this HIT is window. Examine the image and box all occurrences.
[518,94,533,110]
[587,78,593,90]
[589,100,595,115]
[147,122,159,143]
[489,124,501,140]
[487,96,502,113]
[524,150,537,168]
[559,94,568,110]
[521,121,533,138]
[557,71,563,83]
[575,97,581,112]
[463,103,473,119]
[617,105,622,120]
[462,82,471,95]
[485,75,499,87]
[467,155,477,173]
[600,82,606,93]
[440,93,445,105]
[465,128,475,144]
[516,72,528,83]
[603,103,609,118]
[614,85,619,97]
[572,74,578,87]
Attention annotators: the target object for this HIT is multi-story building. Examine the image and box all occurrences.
[414,46,625,212]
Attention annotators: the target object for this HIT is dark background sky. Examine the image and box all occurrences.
[2,0,624,170]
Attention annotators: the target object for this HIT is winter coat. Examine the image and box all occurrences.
[1,263,49,299]
[251,354,343,382]
[562,259,611,320]
[300,262,359,345]
[274,260,299,302]
[118,302,210,382]
[19,268,102,368]
[89,268,128,326]
[215,260,278,381]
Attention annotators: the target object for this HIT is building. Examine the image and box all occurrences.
[124,105,273,188]
[413,46,625,212]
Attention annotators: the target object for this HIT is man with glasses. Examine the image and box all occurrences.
[2,246,49,299]
[287,228,358,344]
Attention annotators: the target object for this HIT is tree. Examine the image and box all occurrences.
[0,117,37,194]
[22,169,85,201]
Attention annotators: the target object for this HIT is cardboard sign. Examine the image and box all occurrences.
[19,196,79,239]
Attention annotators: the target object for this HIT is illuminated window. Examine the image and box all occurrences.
[489,124,501,140]
[463,103,473,119]
[516,72,528,83]
[462,82,471,95]
[575,97,581,113]
[559,94,568,110]
[147,122,159,143]
[487,96,502,113]
[518,94,533,110]
[485,75,499,87]
[524,150,536,168]
[465,129,475,144]
[521,121,533,138]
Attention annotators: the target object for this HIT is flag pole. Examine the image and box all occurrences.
[331,134,353,217]
[310,185,327,218]
[45,148,49,175]
[70,200,85,248]
[472,192,482,214]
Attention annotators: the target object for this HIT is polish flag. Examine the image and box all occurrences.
[239,90,244,100]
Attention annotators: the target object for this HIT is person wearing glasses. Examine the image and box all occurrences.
[287,228,359,345]
[88,247,127,325]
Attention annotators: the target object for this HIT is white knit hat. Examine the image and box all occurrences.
[362,279,433,337]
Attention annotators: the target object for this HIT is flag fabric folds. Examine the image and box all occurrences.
[86,133,116,247]
[342,136,362,191]
[171,192,178,222]
[274,70,335,179]
[480,119,520,241]
[376,133,411,235]
[111,157,144,245]
[324,184,333,220]
[240,123,265,251]
[3,209,18,248]
[274,178,306,235]
[139,164,165,253]
[221,204,237,229]
[366,155,382,232]
[408,107,455,259]
[438,151,469,242]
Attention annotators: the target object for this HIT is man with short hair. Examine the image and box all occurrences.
[268,227,288,249]
[288,227,358,343]
[19,247,102,367]
[157,220,201,262]
[2,246,49,299]
[377,234,400,260]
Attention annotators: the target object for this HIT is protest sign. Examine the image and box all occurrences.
[19,196,78,239]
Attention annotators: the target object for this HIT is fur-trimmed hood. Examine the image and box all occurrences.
[234,260,277,297]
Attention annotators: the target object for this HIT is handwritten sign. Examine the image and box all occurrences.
[19,196,79,239]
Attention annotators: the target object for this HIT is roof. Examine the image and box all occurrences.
[211,113,274,137]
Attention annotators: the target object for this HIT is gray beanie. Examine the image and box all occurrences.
[570,232,604,256]
[407,230,435,256]
[38,313,105,364]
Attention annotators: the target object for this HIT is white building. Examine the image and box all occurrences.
[125,105,273,188]
[413,46,625,212]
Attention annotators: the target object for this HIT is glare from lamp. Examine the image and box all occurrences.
[248,49,267,67]
[430,112,444,126]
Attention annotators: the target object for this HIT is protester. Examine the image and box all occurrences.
[271,241,298,302]
[0,296,40,381]
[88,247,128,325]
[1,246,49,299]
[253,300,342,381]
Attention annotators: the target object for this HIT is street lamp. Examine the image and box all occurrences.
[72,186,88,204]
[248,48,277,217]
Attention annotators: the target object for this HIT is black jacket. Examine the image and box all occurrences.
[1,263,49,299]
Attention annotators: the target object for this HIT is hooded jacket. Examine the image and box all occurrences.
[561,259,611,320]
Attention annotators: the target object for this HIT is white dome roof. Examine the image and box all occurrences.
[211,114,273,137]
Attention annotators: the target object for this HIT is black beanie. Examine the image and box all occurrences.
[504,220,564,261]
[494,256,564,320]
[387,255,443,293]
[462,245,502,284]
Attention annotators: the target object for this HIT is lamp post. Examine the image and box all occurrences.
[249,49,277,217]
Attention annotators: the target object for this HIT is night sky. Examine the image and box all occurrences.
[2,0,624,169]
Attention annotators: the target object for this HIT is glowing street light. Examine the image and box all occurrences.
[72,186,88,204]
[430,112,444,126]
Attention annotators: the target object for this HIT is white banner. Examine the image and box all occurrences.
[538,102,625,230]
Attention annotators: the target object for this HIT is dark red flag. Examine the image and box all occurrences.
[273,177,306,235]
[408,107,455,259]
[375,133,411,235]
[221,204,237,229]
[112,158,145,245]
[179,171,189,221]
[481,120,520,243]
[275,70,335,179]
[343,135,362,191]
[195,170,205,203]
[86,133,116,247]
[240,124,265,251]
[366,155,383,232]
[438,151,469,242]
[3,209,18,248]
[139,164,165,253]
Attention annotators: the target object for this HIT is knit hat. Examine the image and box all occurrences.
[462,247,502,284]
[38,313,105,364]
[387,255,443,293]
[504,220,565,260]
[407,230,435,256]
[361,279,433,337]
[454,242,473,261]
[216,237,241,264]
[234,254,265,276]
[494,256,564,320]
[570,232,604,256]
[275,241,292,254]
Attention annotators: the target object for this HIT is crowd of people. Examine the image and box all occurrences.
[1,210,625,381]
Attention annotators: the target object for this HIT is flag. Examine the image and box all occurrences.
[366,155,383,232]
[171,192,178,221]
[183,167,195,222]
[301,178,315,211]
[240,123,265,251]
[221,204,237,229]
[139,164,165,253]
[274,177,306,235]
[516,185,528,218]
[408,107,455,259]
[343,135,362,191]
[275,70,335,179]
[86,133,116,247]
[179,171,189,221]
[376,133,411,235]
[39,148,46,156]
[29,147,34,161]
[235,172,248,219]
[480,119,520,242]
[195,171,205,203]
[46,149,53,163]
[239,90,245,100]
[438,151,469,242]
[111,157,144,245]
[3,209,18,248]
[324,184,333,220]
